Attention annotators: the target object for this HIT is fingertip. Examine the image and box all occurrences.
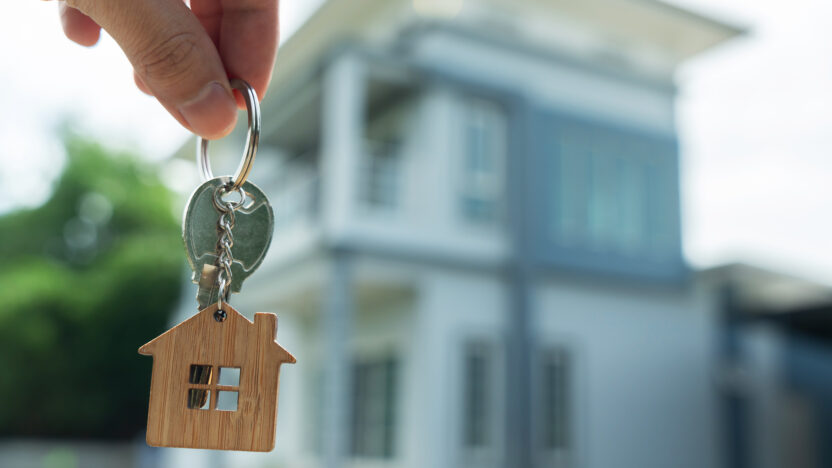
[59,3,102,47]
[134,71,153,96]
[217,5,277,110]
[71,28,101,48]
[178,82,239,140]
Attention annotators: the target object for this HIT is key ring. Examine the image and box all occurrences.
[196,79,261,192]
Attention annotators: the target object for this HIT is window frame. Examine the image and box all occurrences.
[349,355,399,459]
[359,139,403,210]
[532,109,686,282]
[186,365,241,412]
[462,341,494,449]
[457,336,506,468]
[458,97,508,226]
[358,94,416,212]
[535,344,578,468]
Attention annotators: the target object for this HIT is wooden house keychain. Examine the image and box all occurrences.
[139,80,295,452]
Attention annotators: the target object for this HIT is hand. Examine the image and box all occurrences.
[58,0,280,140]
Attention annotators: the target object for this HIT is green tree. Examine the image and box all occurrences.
[0,136,183,439]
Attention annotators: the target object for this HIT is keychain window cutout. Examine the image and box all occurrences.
[217,391,239,411]
[186,364,241,412]
[218,367,241,387]
[187,389,211,410]
[189,364,213,385]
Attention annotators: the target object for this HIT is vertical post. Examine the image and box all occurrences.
[322,249,353,468]
[506,274,533,468]
[321,52,366,237]
[505,101,534,468]
[320,50,364,468]
[718,283,749,468]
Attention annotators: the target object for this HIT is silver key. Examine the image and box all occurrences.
[183,176,274,307]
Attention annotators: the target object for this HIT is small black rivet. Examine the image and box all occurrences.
[214,309,227,322]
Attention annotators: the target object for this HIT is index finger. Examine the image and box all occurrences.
[191,0,279,106]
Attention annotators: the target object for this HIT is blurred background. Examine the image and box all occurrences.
[2,0,832,467]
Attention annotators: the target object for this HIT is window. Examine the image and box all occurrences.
[359,97,413,210]
[539,112,683,280]
[360,140,401,209]
[540,349,571,453]
[554,127,648,254]
[187,365,240,412]
[460,98,507,225]
[463,342,493,448]
[350,357,398,458]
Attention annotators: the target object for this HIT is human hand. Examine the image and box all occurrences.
[57,0,279,140]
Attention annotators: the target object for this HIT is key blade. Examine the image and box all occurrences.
[196,264,220,309]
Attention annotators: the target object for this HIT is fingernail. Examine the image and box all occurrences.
[179,82,237,139]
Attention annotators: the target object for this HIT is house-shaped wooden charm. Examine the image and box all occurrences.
[139,303,295,451]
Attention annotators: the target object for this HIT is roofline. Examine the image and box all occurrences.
[396,21,679,92]
[700,261,832,290]
[636,0,747,37]
[274,0,747,93]
[138,305,295,363]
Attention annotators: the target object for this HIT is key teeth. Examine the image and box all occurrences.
[196,264,220,310]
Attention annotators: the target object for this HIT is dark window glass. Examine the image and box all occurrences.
[189,364,213,385]
[187,389,210,410]
[351,357,398,458]
[463,343,491,448]
[541,349,570,450]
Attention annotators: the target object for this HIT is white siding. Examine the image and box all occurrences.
[534,278,719,468]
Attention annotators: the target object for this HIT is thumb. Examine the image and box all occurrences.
[66,0,237,140]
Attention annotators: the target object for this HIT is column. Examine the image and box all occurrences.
[319,50,365,468]
[321,249,354,468]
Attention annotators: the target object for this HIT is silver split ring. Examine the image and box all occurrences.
[196,79,261,192]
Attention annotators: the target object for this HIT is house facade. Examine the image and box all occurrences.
[703,264,832,468]
[161,1,743,467]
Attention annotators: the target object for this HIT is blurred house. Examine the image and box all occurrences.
[163,1,744,468]
[705,264,832,468]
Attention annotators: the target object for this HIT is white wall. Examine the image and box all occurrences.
[535,277,719,468]
[410,265,508,468]
[329,82,508,266]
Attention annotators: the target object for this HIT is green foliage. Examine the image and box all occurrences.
[0,136,183,439]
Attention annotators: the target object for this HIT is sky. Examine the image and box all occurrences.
[1,0,831,282]
[668,0,832,279]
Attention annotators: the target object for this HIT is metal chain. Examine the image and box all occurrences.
[212,184,246,320]
[216,209,235,309]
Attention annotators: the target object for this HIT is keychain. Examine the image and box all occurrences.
[138,80,295,452]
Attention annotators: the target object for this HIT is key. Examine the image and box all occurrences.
[196,264,220,309]
[183,176,274,308]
